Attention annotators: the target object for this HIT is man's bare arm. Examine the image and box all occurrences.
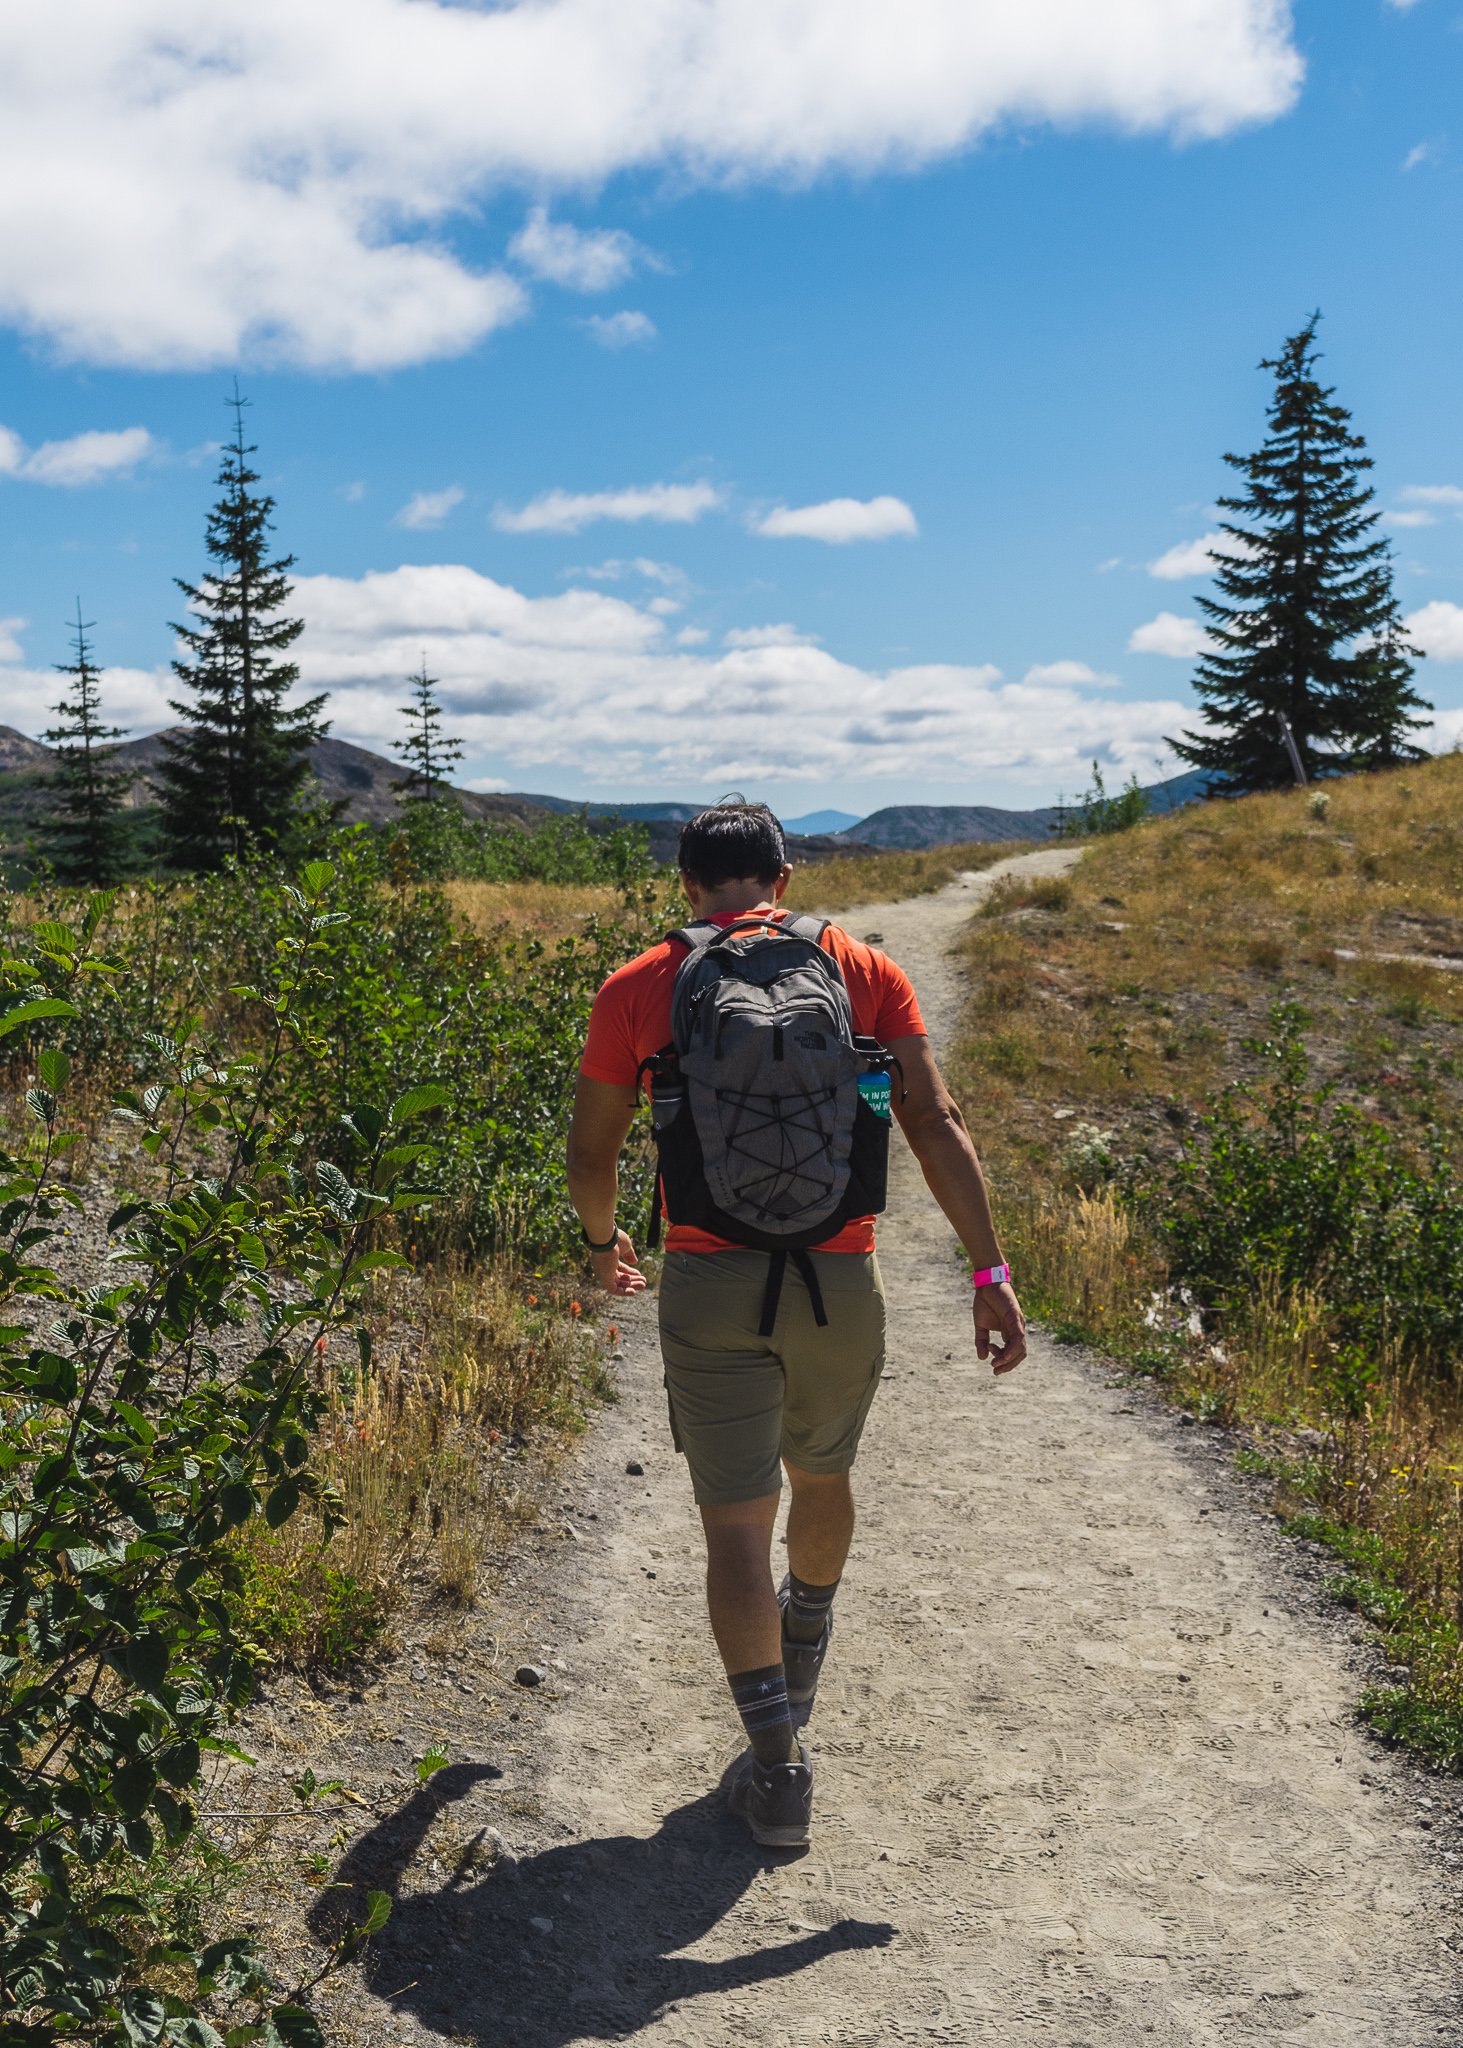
[566,1074,647,1296]
[887,1033,1026,1374]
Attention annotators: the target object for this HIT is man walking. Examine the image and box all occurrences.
[567,801,1026,1846]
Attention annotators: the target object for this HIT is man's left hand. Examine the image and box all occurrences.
[973,1281,1026,1375]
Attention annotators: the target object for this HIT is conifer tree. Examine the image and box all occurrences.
[35,602,134,886]
[390,662,463,806]
[1171,316,1429,789]
[158,388,328,868]
[1346,613,1432,771]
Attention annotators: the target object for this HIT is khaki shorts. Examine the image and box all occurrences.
[658,1248,887,1506]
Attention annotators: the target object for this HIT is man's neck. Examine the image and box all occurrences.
[694,892,777,917]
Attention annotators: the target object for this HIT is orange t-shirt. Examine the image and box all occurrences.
[580,906,925,1254]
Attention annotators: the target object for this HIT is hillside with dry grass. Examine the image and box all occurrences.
[953,752,1463,1190]
[949,753,1463,1766]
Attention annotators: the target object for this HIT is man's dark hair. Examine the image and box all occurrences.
[678,798,787,890]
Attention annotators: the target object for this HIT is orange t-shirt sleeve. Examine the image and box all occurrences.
[578,943,678,1087]
[824,929,926,1042]
[579,966,643,1087]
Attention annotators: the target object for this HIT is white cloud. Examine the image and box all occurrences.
[724,623,820,648]
[509,207,649,292]
[229,560,1192,790]
[676,626,710,645]
[1128,611,1213,658]
[1405,600,1463,660]
[0,423,156,485]
[576,557,686,586]
[1400,484,1463,506]
[493,482,722,535]
[465,774,511,792]
[1384,508,1437,529]
[1097,556,1122,573]
[343,481,366,503]
[583,310,656,349]
[1403,140,1439,170]
[1023,660,1119,687]
[1147,530,1256,578]
[0,662,172,734]
[394,485,464,530]
[0,3,1302,371]
[754,496,918,544]
[0,618,25,664]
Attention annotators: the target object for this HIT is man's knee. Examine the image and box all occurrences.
[784,1463,854,1502]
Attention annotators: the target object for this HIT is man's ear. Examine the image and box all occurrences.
[771,863,793,900]
[679,869,700,911]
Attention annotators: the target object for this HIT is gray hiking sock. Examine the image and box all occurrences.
[728,1663,796,1766]
[785,1572,840,1645]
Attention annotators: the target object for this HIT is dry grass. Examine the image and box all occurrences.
[953,759,1463,1762]
[951,760,1463,1201]
[233,1258,617,1666]
[786,839,1033,913]
[444,877,626,941]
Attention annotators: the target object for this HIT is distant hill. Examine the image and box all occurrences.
[782,808,864,836]
[848,770,1213,849]
[0,727,557,847]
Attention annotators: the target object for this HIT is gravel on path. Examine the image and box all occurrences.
[287,853,1459,2047]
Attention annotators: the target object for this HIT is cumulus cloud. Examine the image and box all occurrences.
[0,423,156,485]
[583,310,656,349]
[0,618,25,664]
[1147,530,1258,578]
[724,624,820,648]
[0,2,1303,371]
[754,496,918,544]
[1023,660,1119,687]
[1405,600,1463,660]
[1384,509,1437,529]
[493,482,722,535]
[1400,484,1463,507]
[509,208,649,292]
[1128,611,1213,658]
[0,661,172,734]
[192,560,1189,790]
[394,486,464,530]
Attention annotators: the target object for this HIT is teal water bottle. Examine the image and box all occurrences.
[857,1065,892,1122]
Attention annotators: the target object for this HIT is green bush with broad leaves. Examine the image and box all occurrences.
[0,865,431,2046]
[0,827,668,1265]
[1127,1000,1463,1363]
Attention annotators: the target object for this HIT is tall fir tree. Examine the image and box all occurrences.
[158,388,329,868]
[1171,316,1429,790]
[35,602,135,887]
[390,662,464,805]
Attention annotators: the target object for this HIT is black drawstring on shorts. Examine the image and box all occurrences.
[757,1248,829,1337]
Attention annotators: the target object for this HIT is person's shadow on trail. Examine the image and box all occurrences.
[309,1760,894,2044]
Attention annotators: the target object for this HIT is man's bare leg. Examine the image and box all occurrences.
[785,1465,854,1587]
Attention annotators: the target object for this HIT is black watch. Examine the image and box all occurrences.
[580,1222,620,1254]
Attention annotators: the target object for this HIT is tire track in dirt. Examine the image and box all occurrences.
[367,853,1458,2048]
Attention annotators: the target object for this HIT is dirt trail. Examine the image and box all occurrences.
[358,855,1458,2047]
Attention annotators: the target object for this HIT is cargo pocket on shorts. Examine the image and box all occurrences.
[664,1375,685,1454]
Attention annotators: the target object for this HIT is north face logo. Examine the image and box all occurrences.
[794,1031,827,1049]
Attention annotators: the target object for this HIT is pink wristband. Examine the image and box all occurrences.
[971,1264,1010,1289]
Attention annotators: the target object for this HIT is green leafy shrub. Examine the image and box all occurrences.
[0,867,412,2046]
[1128,1001,1463,1365]
[0,829,666,1265]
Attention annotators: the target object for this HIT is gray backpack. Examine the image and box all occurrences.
[640,914,896,1330]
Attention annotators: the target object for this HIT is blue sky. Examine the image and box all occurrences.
[2,0,1462,815]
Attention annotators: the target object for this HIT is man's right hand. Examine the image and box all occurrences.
[592,1230,647,1296]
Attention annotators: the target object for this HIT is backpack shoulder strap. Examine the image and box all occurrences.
[663,920,721,953]
[780,913,831,946]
